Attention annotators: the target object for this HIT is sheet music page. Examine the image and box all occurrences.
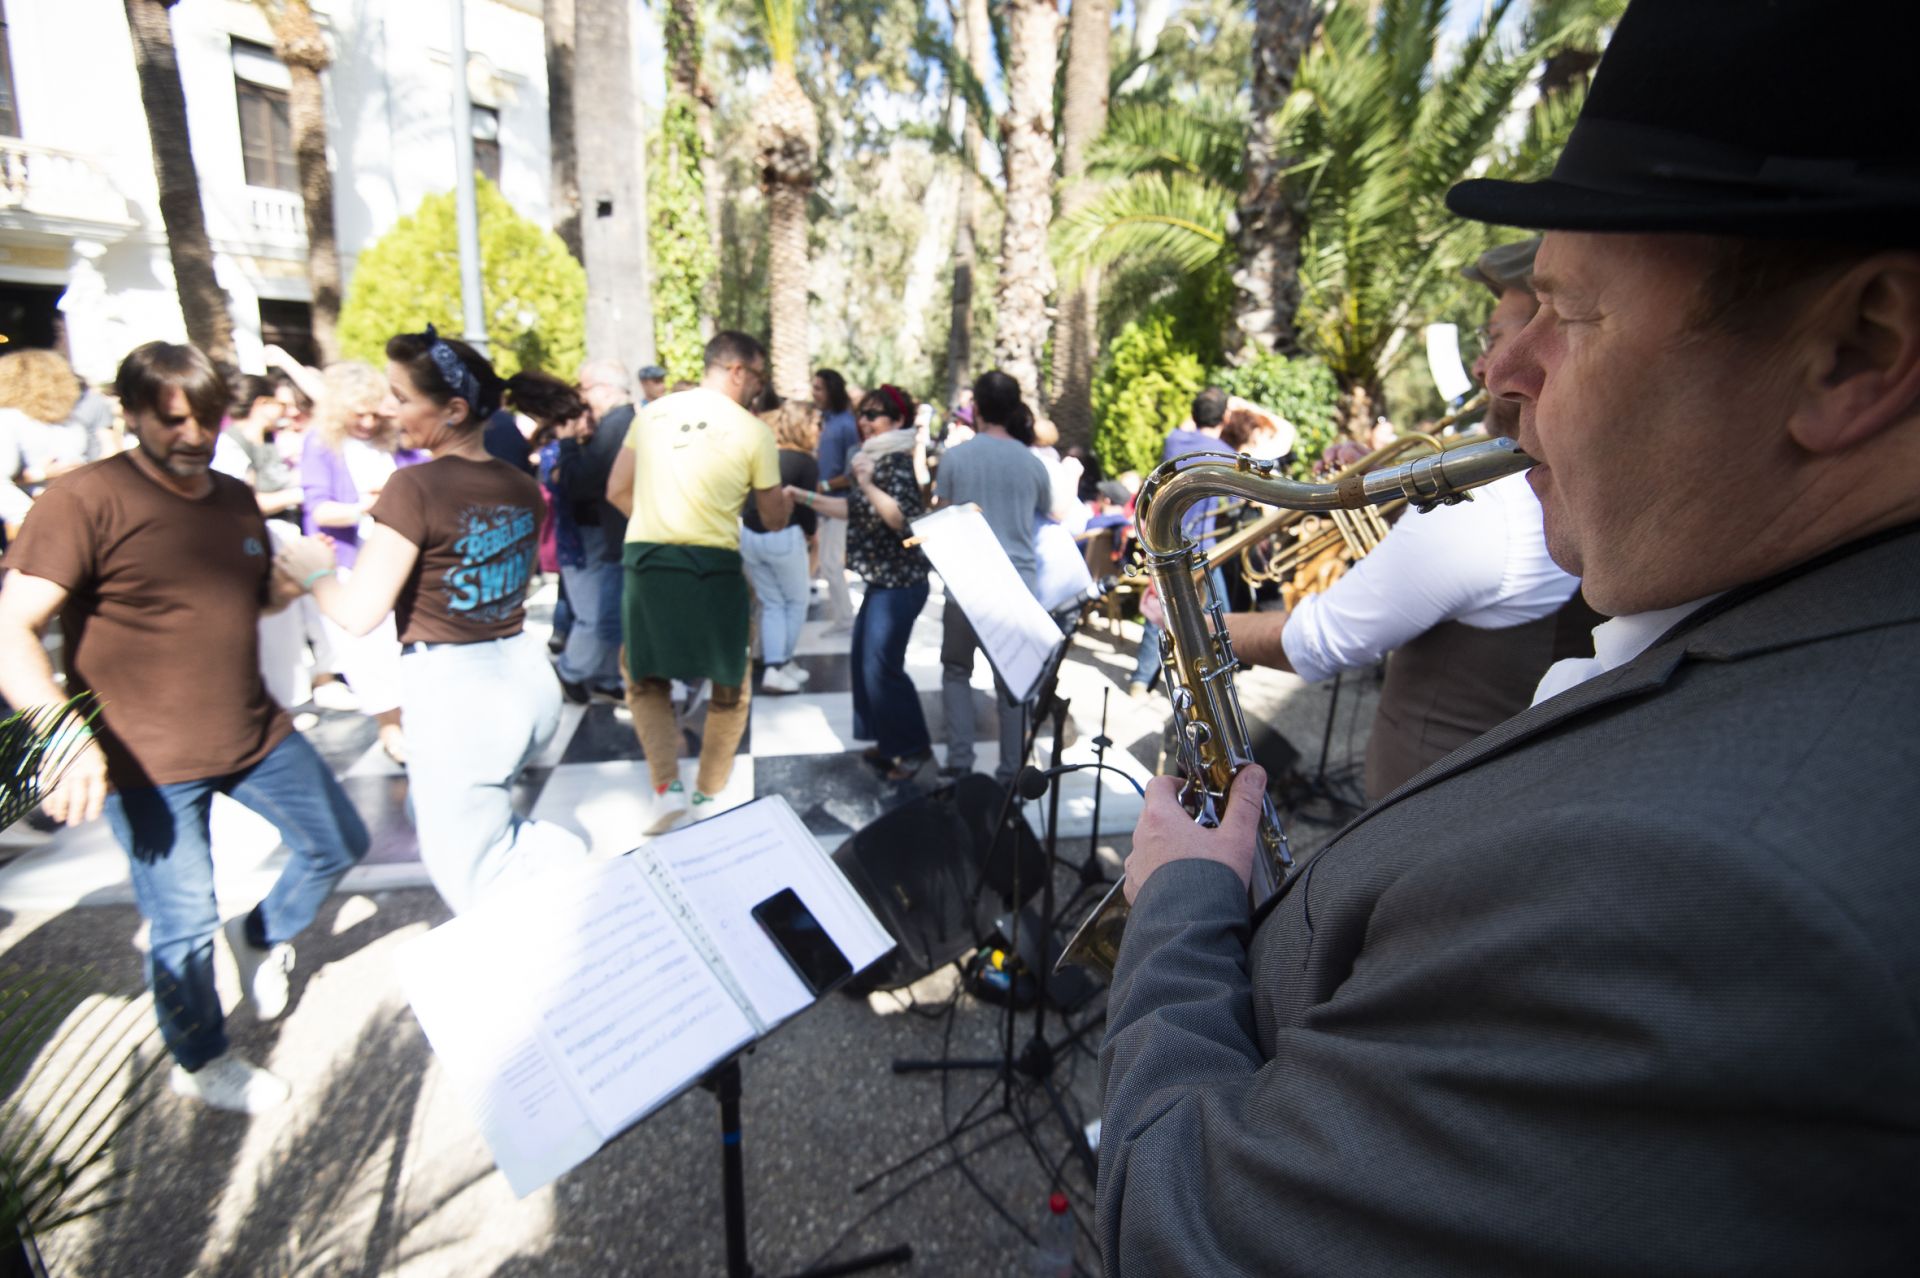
[523,856,756,1135]
[400,926,603,1197]
[644,797,897,1029]
[911,505,1064,701]
[401,855,755,1178]
[1034,521,1095,611]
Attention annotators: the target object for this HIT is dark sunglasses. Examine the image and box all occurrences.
[858,408,890,420]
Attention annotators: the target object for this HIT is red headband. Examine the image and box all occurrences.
[878,384,912,422]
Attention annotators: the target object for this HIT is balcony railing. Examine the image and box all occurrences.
[246,186,308,251]
[0,138,135,231]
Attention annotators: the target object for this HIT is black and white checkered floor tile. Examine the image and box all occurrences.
[0,577,1165,911]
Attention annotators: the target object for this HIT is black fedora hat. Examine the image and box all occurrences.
[1448,0,1920,242]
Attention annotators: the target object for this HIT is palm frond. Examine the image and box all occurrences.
[0,696,99,833]
[1088,97,1247,189]
[760,0,800,68]
[1053,171,1234,287]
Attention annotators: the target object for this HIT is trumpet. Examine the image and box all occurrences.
[1056,436,1535,979]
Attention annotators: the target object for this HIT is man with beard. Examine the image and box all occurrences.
[1223,239,1599,800]
[0,342,369,1113]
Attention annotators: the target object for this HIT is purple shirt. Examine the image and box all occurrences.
[1161,428,1233,549]
[298,432,426,569]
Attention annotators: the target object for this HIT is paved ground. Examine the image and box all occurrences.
[0,578,1378,1278]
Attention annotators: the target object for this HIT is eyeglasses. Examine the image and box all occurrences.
[858,409,889,421]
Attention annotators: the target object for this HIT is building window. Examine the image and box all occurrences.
[0,0,20,138]
[259,299,318,369]
[472,106,501,185]
[233,39,297,192]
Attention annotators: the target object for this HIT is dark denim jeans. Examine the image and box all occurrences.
[851,579,932,759]
[104,732,370,1069]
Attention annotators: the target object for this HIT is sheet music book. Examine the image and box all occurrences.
[399,796,896,1197]
[911,505,1066,702]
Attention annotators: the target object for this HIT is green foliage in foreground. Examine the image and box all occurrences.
[337,178,586,380]
[1091,312,1208,480]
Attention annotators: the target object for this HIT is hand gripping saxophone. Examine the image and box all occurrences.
[1057,437,1537,978]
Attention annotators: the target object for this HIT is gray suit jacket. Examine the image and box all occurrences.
[1099,526,1920,1276]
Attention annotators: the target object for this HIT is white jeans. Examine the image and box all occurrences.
[818,515,855,624]
[740,524,811,665]
[398,631,587,913]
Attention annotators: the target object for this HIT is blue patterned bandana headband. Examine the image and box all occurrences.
[423,324,486,416]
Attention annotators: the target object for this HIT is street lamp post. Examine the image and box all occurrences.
[448,0,488,353]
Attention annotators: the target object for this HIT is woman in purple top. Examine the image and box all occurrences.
[297,361,420,760]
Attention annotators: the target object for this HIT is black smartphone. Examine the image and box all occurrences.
[750,888,854,996]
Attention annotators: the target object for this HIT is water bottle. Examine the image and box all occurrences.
[1029,1191,1074,1276]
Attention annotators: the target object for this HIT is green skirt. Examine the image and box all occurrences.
[621,541,750,688]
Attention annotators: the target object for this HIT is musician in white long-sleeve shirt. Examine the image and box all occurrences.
[1225,239,1600,799]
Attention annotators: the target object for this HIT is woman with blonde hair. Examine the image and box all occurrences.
[744,397,821,693]
[0,350,89,535]
[297,361,421,760]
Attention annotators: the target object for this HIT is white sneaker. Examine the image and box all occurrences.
[761,664,804,694]
[224,916,295,1021]
[646,781,690,835]
[689,790,723,822]
[170,1052,291,1113]
[791,666,811,685]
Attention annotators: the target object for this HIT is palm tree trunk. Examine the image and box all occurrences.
[575,0,656,370]
[544,0,583,261]
[756,62,818,403]
[992,0,1062,410]
[124,0,235,367]
[1226,0,1319,363]
[266,0,340,362]
[1047,0,1111,451]
[943,0,992,408]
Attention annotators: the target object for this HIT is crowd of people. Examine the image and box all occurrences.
[3,4,1914,1268]
[0,318,1117,1112]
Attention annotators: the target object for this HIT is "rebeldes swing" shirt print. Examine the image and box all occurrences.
[372,455,543,645]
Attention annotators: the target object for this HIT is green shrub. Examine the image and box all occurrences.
[337,178,586,379]
[1092,313,1208,480]
[1210,352,1342,478]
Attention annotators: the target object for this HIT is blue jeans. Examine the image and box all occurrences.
[400,631,588,913]
[851,580,931,759]
[1132,566,1230,689]
[556,526,624,689]
[105,732,370,1070]
[740,524,810,665]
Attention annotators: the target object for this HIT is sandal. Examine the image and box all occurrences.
[883,750,933,783]
[860,745,889,769]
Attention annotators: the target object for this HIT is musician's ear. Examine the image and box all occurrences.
[1786,252,1920,454]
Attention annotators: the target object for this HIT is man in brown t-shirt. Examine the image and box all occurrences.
[0,342,369,1114]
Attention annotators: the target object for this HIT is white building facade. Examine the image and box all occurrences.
[0,0,554,384]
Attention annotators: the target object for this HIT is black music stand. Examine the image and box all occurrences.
[699,1055,911,1278]
[866,615,1106,1202]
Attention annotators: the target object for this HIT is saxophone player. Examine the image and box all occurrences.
[1224,238,1602,800]
[1097,2,1920,1273]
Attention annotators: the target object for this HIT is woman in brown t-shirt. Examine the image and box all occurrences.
[278,329,588,913]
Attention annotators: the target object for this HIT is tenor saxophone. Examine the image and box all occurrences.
[1056,437,1536,978]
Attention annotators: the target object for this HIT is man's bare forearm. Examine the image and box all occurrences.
[0,620,65,710]
[1224,610,1295,674]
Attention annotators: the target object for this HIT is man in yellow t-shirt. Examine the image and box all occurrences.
[607,331,791,833]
